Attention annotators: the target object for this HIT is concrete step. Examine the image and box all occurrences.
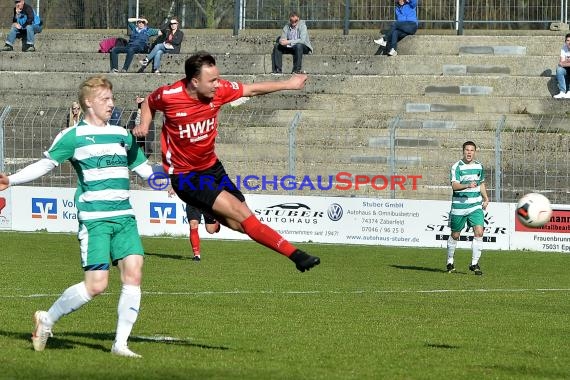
[8,30,568,56]
[391,113,570,130]
[1,90,157,108]
[3,88,568,115]
[0,51,559,77]
[0,71,560,98]
[0,52,267,75]
[219,125,392,146]
[246,93,566,114]
[393,35,566,56]
[2,29,381,55]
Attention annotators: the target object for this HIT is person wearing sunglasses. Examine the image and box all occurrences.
[139,17,184,74]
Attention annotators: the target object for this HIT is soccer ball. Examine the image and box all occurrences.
[516,193,553,228]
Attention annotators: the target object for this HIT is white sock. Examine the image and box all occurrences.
[114,284,141,347]
[446,237,457,264]
[472,237,483,265]
[47,281,92,326]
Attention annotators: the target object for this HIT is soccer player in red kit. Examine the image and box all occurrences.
[133,51,320,272]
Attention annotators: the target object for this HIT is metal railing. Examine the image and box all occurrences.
[3,0,567,32]
[1,106,568,204]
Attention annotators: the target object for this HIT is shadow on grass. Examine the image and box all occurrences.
[69,332,232,351]
[390,264,445,273]
[0,330,108,352]
[130,335,231,350]
[0,330,231,352]
[390,264,468,275]
[144,251,187,260]
[425,342,459,349]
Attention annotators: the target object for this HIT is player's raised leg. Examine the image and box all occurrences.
[213,191,320,272]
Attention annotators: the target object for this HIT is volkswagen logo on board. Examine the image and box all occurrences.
[327,203,343,221]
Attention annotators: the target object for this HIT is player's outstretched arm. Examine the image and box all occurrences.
[0,158,56,190]
[242,73,308,97]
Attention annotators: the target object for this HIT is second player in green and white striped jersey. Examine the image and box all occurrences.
[445,141,490,276]
[449,158,485,217]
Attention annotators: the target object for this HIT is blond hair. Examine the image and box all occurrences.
[67,101,83,128]
[78,75,113,111]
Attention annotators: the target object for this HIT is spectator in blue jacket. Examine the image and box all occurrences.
[1,0,42,52]
[374,0,418,56]
[110,17,159,73]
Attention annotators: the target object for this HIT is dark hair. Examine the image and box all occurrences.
[289,11,300,19]
[463,141,477,150]
[169,16,179,27]
[565,33,570,40]
[185,51,216,80]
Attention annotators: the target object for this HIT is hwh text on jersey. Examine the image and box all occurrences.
[179,118,215,139]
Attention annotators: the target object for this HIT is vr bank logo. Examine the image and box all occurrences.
[31,198,58,219]
[149,202,177,224]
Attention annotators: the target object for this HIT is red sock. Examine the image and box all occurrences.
[240,215,296,257]
[189,227,200,255]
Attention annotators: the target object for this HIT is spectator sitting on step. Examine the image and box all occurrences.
[65,102,83,129]
[139,17,184,74]
[373,0,418,57]
[271,11,313,74]
[553,33,570,99]
[109,16,159,73]
[1,0,43,52]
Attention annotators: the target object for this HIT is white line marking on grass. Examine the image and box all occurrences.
[132,335,186,342]
[1,288,570,299]
[1,293,63,298]
[143,288,570,295]
[379,288,570,294]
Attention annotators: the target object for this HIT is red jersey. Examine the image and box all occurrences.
[148,78,244,173]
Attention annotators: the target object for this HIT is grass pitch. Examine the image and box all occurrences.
[0,231,569,379]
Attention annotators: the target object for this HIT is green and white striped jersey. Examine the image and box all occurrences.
[44,121,147,222]
[449,159,485,216]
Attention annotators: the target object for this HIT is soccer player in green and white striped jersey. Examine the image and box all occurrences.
[446,141,490,276]
[0,75,162,358]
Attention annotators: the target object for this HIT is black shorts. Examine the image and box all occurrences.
[171,160,245,216]
[185,203,217,224]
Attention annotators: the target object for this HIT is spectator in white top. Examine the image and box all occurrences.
[554,33,570,99]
